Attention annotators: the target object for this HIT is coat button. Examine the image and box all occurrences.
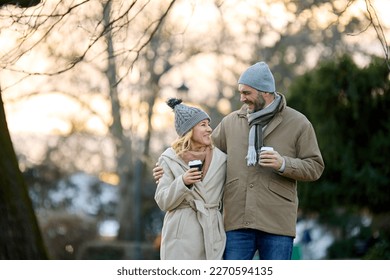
[249,184,254,188]
[245,221,250,226]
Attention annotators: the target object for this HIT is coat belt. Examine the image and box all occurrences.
[175,199,222,259]
[176,200,221,216]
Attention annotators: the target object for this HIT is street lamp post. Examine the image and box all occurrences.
[177,83,189,100]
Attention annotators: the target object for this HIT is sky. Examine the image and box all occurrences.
[1,0,389,138]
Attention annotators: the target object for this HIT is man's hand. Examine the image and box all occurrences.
[258,150,284,171]
[153,163,203,185]
[153,163,164,184]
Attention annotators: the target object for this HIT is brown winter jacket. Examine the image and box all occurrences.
[212,93,324,237]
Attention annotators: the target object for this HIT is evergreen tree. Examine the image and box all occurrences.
[288,55,390,258]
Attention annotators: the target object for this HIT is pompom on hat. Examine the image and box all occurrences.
[238,61,276,93]
[166,98,210,137]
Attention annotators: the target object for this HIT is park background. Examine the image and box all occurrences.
[0,0,389,260]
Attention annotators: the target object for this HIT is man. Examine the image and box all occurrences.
[154,61,324,260]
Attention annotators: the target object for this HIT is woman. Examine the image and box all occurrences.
[155,98,227,260]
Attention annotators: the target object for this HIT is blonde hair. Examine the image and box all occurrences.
[172,130,193,156]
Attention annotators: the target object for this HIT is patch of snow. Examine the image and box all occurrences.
[295,219,335,260]
[47,172,119,217]
[98,219,120,238]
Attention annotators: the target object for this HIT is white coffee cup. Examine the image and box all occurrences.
[259,147,274,165]
[260,146,274,153]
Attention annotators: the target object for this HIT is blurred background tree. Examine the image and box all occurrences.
[0,0,388,259]
[289,55,390,259]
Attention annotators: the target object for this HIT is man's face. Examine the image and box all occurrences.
[238,84,265,113]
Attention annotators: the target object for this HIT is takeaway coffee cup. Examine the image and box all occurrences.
[259,146,274,165]
[260,146,274,153]
[188,160,203,171]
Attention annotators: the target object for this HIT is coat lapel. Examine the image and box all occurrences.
[263,114,282,139]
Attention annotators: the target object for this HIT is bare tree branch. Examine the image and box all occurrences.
[1,0,178,91]
[365,0,389,70]
[1,1,89,66]
[115,0,177,86]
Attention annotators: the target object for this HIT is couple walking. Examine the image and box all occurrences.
[153,61,324,260]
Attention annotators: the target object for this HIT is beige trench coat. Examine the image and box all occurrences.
[155,147,227,260]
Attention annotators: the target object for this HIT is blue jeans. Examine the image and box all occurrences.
[223,229,294,260]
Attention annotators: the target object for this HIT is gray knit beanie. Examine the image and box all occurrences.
[238,62,275,93]
[166,98,210,137]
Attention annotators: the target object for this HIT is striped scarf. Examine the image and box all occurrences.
[246,93,281,166]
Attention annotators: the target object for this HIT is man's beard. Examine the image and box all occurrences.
[247,94,265,114]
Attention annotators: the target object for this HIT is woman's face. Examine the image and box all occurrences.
[191,119,212,149]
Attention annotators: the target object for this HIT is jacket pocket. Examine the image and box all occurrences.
[268,179,296,202]
[225,177,239,188]
[171,210,189,239]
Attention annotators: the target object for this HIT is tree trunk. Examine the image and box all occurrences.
[0,89,48,259]
[102,1,135,241]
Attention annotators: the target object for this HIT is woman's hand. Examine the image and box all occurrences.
[153,163,202,186]
[182,168,202,186]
